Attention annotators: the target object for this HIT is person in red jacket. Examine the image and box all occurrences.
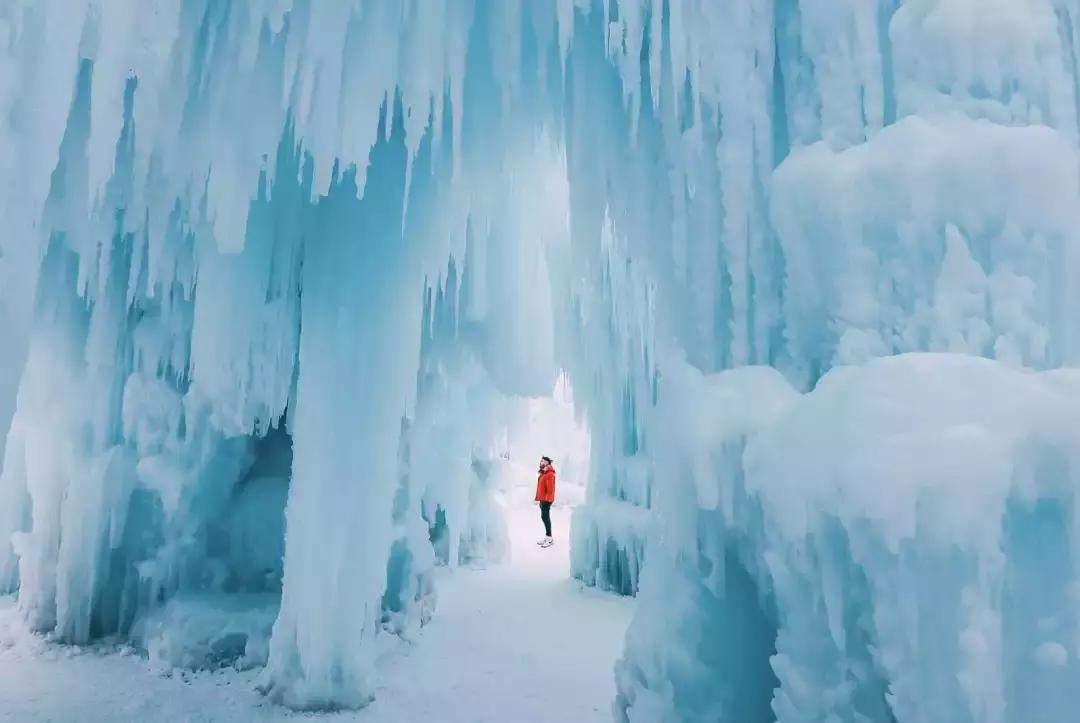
[535,456,556,547]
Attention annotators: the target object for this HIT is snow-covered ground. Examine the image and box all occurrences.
[0,494,632,723]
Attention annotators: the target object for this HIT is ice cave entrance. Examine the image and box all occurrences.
[420,373,590,578]
[109,419,295,672]
[493,374,591,569]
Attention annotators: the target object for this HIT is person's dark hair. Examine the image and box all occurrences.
[541,456,553,464]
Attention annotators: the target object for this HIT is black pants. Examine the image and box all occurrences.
[539,501,552,537]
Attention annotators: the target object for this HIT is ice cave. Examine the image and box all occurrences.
[2,1,1080,721]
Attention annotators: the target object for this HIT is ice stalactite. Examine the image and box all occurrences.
[413,262,508,571]
[260,96,419,708]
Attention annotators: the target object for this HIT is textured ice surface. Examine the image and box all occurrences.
[134,591,279,672]
[616,355,1080,723]
[2,0,1080,719]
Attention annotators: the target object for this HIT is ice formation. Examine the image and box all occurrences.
[2,0,1080,720]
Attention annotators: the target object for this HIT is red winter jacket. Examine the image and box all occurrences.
[535,466,556,503]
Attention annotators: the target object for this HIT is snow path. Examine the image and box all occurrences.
[0,502,634,723]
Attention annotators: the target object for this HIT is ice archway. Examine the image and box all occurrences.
[3,1,1080,721]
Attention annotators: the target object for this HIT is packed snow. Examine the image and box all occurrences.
[0,488,634,723]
